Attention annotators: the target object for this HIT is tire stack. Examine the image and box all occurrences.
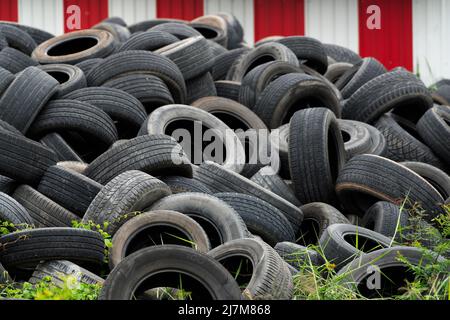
[0,14,448,301]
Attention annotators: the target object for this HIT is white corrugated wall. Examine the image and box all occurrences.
[204,0,254,45]
[18,0,64,36]
[413,0,450,85]
[108,0,156,25]
[305,0,359,53]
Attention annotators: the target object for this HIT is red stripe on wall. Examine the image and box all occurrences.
[157,0,204,21]
[254,0,305,42]
[359,0,413,70]
[64,0,108,33]
[0,0,18,22]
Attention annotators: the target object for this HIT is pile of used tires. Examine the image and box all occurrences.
[0,13,449,300]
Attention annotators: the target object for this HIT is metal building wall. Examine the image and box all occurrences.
[19,0,63,36]
[156,0,203,20]
[109,0,156,24]
[305,0,358,53]
[63,0,108,32]
[0,0,18,22]
[413,0,450,85]
[205,0,254,45]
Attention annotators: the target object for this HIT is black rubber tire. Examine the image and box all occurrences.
[343,70,433,124]
[75,58,103,75]
[208,238,293,300]
[217,13,244,49]
[0,21,54,45]
[298,203,350,246]
[270,124,290,178]
[239,61,303,109]
[206,39,228,56]
[28,99,118,150]
[0,24,37,55]
[0,129,57,186]
[215,80,241,102]
[211,48,249,80]
[0,228,105,270]
[118,30,179,52]
[149,22,201,39]
[13,185,79,228]
[276,36,328,74]
[274,242,325,268]
[85,135,192,184]
[150,192,248,248]
[375,113,444,168]
[335,154,445,219]
[92,22,130,42]
[0,67,13,96]
[83,170,171,235]
[226,42,299,82]
[289,108,346,205]
[338,119,387,160]
[0,66,59,134]
[215,192,296,246]
[155,36,215,81]
[86,50,186,104]
[128,19,187,34]
[40,133,83,162]
[335,57,386,99]
[319,223,392,269]
[139,104,245,173]
[29,260,104,287]
[37,165,102,217]
[0,47,38,73]
[32,29,116,65]
[190,17,228,47]
[160,175,211,194]
[62,87,147,137]
[186,72,217,104]
[361,201,409,239]
[109,210,211,269]
[401,162,450,200]
[192,96,267,130]
[250,167,301,206]
[417,105,450,165]
[0,192,33,226]
[193,162,304,230]
[0,175,18,195]
[37,64,86,97]
[100,245,242,300]
[253,73,341,129]
[337,246,448,298]
[324,43,361,64]
[324,62,353,83]
[102,74,174,113]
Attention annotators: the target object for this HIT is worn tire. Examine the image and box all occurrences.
[118,30,179,52]
[0,192,33,227]
[401,162,450,200]
[361,201,409,239]
[186,72,217,104]
[37,64,86,97]
[40,133,83,162]
[160,175,211,194]
[274,242,325,268]
[149,22,201,39]
[211,48,249,80]
[0,47,38,73]
[324,43,361,64]
[289,108,346,205]
[0,24,37,55]
[215,80,241,102]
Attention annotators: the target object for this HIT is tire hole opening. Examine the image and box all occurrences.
[245,55,276,76]
[297,218,321,245]
[344,234,387,253]
[217,255,253,290]
[47,37,99,56]
[186,214,222,248]
[193,27,219,39]
[46,71,70,84]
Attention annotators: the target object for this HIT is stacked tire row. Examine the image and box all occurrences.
[0,14,448,300]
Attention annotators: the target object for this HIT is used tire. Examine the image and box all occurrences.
[160,175,211,194]
[37,165,103,217]
[13,185,79,228]
[211,48,249,80]
[324,43,361,64]
[99,245,242,300]
[37,64,86,97]
[361,201,409,239]
[208,238,293,300]
[86,50,186,104]
[0,24,37,55]
[215,80,241,102]
[324,62,353,83]
[274,242,325,269]
[75,58,103,75]
[0,47,38,73]
[32,29,116,65]
[194,162,304,230]
[319,223,392,269]
[252,73,341,129]
[118,31,179,52]
[417,105,450,166]
[185,72,217,104]
[0,66,59,133]
[298,203,350,246]
[0,228,105,271]
[84,135,193,185]
[40,133,83,162]
[215,192,296,246]
[139,104,245,173]
[150,192,248,248]
[149,22,201,39]
[83,170,171,235]
[109,210,211,269]
[0,192,33,227]
[335,154,445,219]
[289,108,346,205]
